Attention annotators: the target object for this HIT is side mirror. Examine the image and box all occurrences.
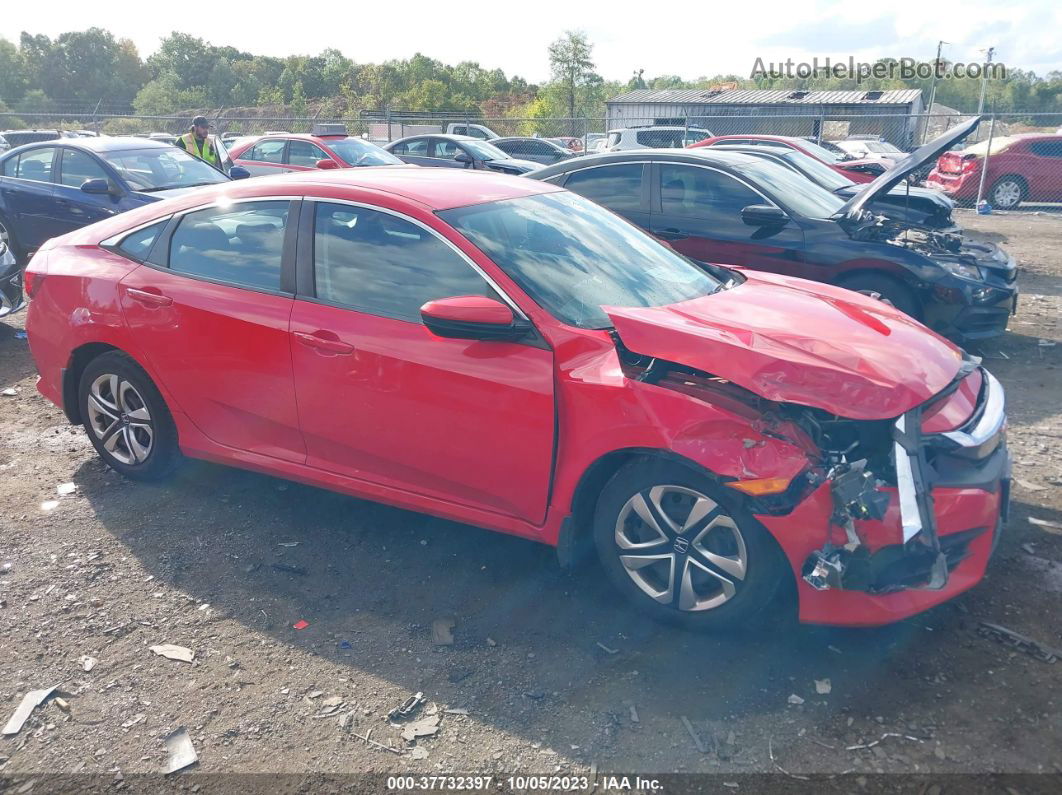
[741,204,788,227]
[229,166,251,180]
[454,152,474,165]
[316,158,340,170]
[420,296,529,341]
[80,178,113,195]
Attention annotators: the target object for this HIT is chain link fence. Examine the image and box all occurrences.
[2,108,1060,212]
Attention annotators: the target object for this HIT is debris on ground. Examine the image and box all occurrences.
[150,644,195,663]
[2,686,59,735]
[626,701,639,723]
[1015,479,1047,492]
[292,620,310,631]
[387,692,425,721]
[787,694,805,705]
[431,617,456,646]
[53,697,70,712]
[79,656,97,672]
[163,727,198,774]
[596,641,618,655]
[410,747,429,760]
[680,716,706,753]
[977,621,1061,663]
[0,388,16,397]
[1028,517,1062,534]
[56,482,76,496]
[768,737,810,781]
[846,732,923,751]
[400,714,440,742]
[40,500,59,511]
[352,728,403,755]
[337,640,352,650]
[443,708,468,716]
[815,679,832,695]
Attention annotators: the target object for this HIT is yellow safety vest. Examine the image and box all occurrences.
[180,132,218,166]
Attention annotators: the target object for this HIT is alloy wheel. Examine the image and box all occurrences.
[87,374,154,465]
[992,180,1022,209]
[614,485,747,611]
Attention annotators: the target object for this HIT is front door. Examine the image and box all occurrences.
[649,162,806,276]
[118,199,305,463]
[51,148,123,235]
[289,200,555,522]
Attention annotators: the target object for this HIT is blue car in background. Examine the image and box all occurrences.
[0,137,248,264]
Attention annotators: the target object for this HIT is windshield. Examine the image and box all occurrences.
[103,147,229,191]
[865,141,902,154]
[740,158,847,219]
[463,140,510,161]
[326,138,403,166]
[778,149,852,191]
[439,191,723,330]
[798,139,849,164]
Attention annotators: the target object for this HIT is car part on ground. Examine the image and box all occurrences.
[23,167,1009,630]
[0,240,24,318]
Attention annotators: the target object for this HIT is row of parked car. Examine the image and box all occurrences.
[11,115,1012,631]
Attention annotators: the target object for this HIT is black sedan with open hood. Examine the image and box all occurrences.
[529,117,1018,342]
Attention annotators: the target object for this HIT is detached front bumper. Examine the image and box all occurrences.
[759,368,1010,627]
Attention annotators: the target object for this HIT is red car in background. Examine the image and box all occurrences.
[927,134,1062,210]
[229,128,402,177]
[23,168,1007,630]
[691,134,895,183]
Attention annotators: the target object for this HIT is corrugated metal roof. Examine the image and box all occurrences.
[607,88,923,106]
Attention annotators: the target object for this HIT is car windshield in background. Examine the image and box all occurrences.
[865,141,902,154]
[741,158,848,219]
[102,148,229,192]
[439,191,722,330]
[683,129,713,145]
[327,138,403,166]
[464,140,511,160]
[800,139,848,164]
[778,149,852,191]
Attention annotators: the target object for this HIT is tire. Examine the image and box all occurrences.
[78,351,181,481]
[835,272,920,320]
[592,459,790,631]
[989,176,1025,210]
[0,213,23,266]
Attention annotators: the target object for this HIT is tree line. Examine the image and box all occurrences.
[0,28,1059,124]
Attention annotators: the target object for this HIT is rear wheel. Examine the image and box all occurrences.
[836,272,920,319]
[78,351,181,481]
[989,177,1025,210]
[592,459,789,631]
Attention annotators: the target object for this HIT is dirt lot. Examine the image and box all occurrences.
[1,210,1060,784]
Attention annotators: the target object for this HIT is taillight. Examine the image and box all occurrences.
[961,157,979,174]
[23,270,44,298]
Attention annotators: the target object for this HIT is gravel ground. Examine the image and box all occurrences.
[0,209,1060,783]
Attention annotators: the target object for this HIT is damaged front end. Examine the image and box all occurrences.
[800,356,1008,598]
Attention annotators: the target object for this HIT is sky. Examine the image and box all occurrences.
[2,0,1060,83]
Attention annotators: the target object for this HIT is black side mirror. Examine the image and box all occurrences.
[80,178,116,196]
[741,204,788,227]
[229,166,251,180]
[454,152,474,165]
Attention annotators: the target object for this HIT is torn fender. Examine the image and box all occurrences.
[605,272,963,420]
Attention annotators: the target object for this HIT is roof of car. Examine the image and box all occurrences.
[530,147,766,179]
[390,134,477,144]
[0,135,177,158]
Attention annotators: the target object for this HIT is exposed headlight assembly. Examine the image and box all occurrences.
[937,259,985,281]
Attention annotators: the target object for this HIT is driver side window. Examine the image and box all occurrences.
[659,165,763,218]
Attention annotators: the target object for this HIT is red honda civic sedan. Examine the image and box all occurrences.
[23,168,1009,629]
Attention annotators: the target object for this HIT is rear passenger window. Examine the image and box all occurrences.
[169,201,290,291]
[117,220,169,262]
[312,202,498,322]
[12,148,56,182]
[563,165,644,212]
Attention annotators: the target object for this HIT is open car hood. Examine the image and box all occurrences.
[836,116,980,220]
[606,271,964,420]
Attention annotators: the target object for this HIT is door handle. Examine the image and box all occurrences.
[293,330,355,355]
[125,287,173,307]
[655,228,689,241]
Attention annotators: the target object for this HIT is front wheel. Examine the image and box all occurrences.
[78,351,181,481]
[592,459,789,630]
[836,273,920,320]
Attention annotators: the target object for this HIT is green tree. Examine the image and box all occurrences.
[0,38,27,103]
[547,30,601,119]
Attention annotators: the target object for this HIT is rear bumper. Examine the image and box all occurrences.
[926,171,978,200]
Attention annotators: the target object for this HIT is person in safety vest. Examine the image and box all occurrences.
[176,116,219,168]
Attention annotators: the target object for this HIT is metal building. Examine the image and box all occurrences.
[605,88,925,147]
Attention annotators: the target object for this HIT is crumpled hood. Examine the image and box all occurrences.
[606,271,964,420]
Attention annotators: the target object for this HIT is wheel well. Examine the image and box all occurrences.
[62,343,120,424]
[992,174,1028,194]
[833,269,920,311]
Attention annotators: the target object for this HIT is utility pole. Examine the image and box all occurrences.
[922,40,948,143]
[976,47,995,115]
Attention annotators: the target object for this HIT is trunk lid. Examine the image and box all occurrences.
[606,271,964,421]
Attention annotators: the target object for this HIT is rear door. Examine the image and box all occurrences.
[427,138,469,168]
[649,162,806,274]
[118,199,305,462]
[288,199,555,522]
[1026,139,1062,202]
[234,138,289,177]
[0,145,60,249]
[557,163,650,229]
[51,148,124,235]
